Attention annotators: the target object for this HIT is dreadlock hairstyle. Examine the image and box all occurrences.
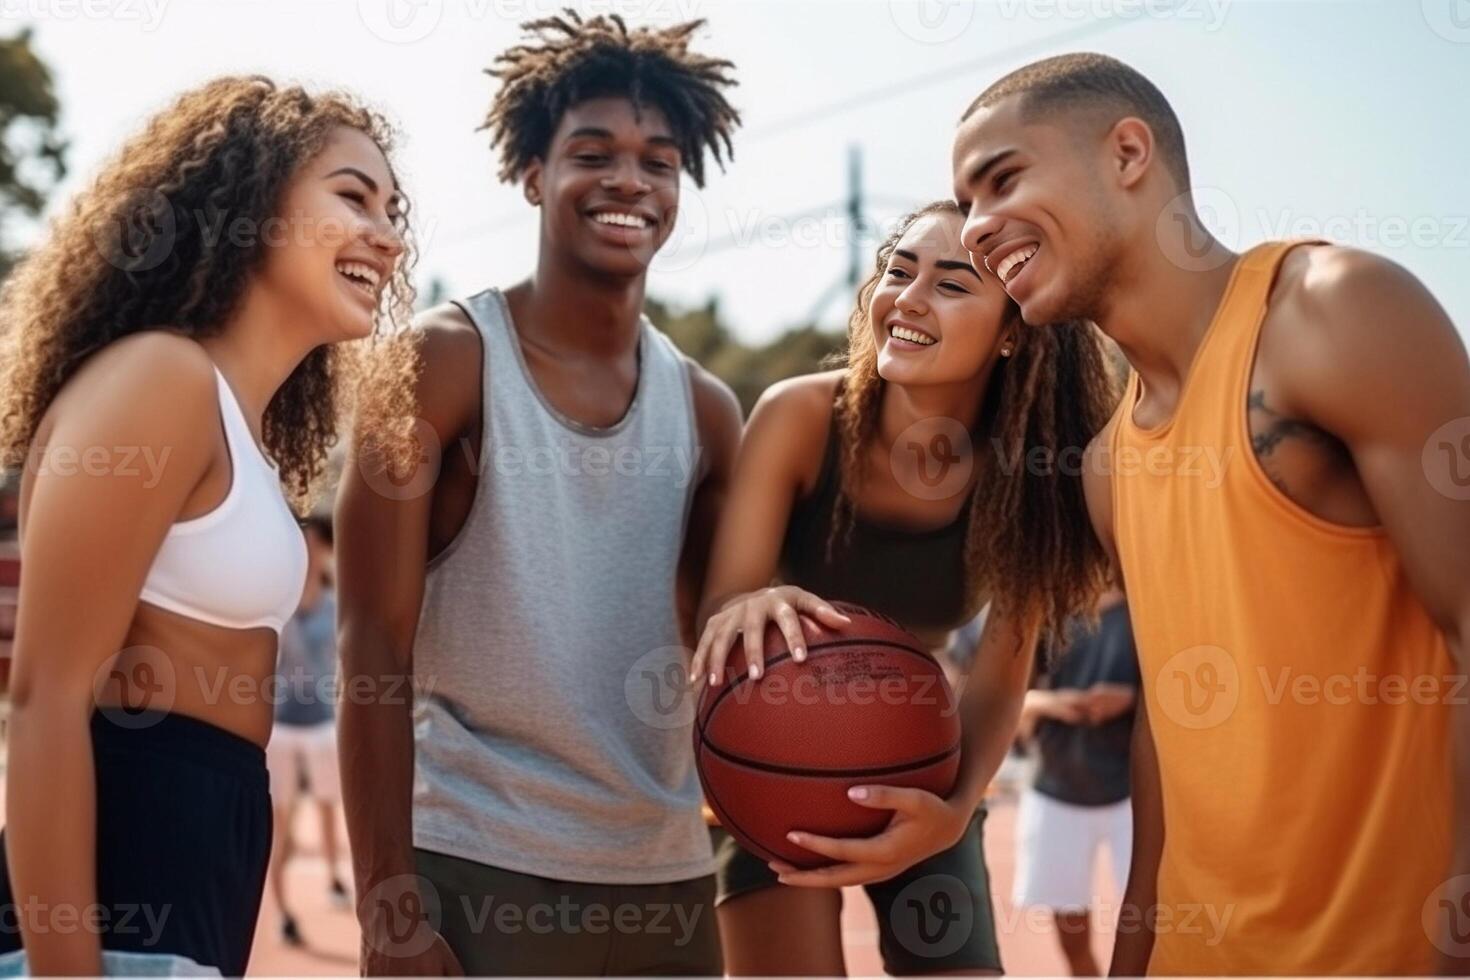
[0,75,419,513]
[831,201,1121,649]
[481,9,740,187]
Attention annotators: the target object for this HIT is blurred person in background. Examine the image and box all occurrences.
[266,515,349,948]
[1013,589,1137,975]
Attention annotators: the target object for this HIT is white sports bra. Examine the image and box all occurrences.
[137,366,308,633]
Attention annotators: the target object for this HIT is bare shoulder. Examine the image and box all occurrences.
[750,369,844,433]
[1265,244,1464,413]
[683,357,743,439]
[410,301,481,436]
[52,331,218,441]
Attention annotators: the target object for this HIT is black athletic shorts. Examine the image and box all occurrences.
[411,848,723,976]
[711,809,1003,975]
[0,710,272,977]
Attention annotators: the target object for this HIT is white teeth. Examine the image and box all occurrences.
[889,325,936,346]
[336,261,381,292]
[995,243,1040,285]
[592,211,651,229]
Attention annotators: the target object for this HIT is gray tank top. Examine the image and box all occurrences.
[410,287,714,884]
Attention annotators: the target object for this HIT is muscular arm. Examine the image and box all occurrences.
[1270,247,1470,969]
[674,363,742,647]
[6,336,216,975]
[335,309,476,972]
[693,374,835,634]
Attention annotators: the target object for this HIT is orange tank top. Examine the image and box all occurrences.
[1109,240,1453,974]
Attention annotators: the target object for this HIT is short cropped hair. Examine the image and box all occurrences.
[966,53,1190,190]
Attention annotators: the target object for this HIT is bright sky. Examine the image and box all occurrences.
[13,0,1470,343]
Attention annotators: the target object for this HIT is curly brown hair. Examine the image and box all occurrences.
[0,74,419,512]
[831,201,1121,648]
[482,9,740,187]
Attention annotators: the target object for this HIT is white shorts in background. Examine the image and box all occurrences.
[266,720,340,807]
[1013,785,1131,911]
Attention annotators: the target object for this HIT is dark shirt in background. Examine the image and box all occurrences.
[1032,602,1139,807]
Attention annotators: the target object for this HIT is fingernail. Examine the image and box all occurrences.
[848,787,869,801]
[709,673,719,685]
[794,647,806,661]
[750,665,762,679]
[786,832,802,843]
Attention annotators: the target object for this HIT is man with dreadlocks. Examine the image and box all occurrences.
[336,11,742,975]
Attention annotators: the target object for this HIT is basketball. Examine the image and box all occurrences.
[694,602,962,869]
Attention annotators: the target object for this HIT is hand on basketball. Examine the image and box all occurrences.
[690,586,852,686]
[769,784,972,889]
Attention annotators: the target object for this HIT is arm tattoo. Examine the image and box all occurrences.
[1247,388,1340,494]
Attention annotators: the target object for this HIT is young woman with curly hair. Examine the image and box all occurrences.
[690,200,1120,975]
[0,75,414,976]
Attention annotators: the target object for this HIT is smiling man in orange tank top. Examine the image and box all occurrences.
[951,54,1470,974]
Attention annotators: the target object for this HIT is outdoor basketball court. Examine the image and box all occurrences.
[246,784,1120,976]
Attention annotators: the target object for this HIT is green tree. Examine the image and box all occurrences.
[0,28,65,280]
[648,295,846,415]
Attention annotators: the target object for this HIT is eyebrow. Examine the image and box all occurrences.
[963,148,1018,190]
[326,166,379,195]
[564,126,680,150]
[893,249,983,281]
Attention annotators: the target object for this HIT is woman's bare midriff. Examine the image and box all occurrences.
[95,601,282,747]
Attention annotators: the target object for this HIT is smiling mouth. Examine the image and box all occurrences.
[888,324,937,347]
[589,210,653,231]
[336,260,381,299]
[994,243,1040,286]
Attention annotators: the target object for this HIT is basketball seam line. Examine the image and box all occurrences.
[697,637,937,736]
[695,736,962,779]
